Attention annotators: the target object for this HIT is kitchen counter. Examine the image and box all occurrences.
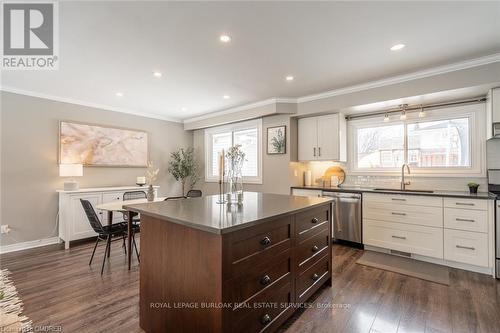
[132,191,332,333]
[125,191,332,234]
[291,185,497,200]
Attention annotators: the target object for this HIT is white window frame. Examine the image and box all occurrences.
[347,103,486,177]
[204,119,263,184]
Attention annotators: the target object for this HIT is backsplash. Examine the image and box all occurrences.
[289,161,488,192]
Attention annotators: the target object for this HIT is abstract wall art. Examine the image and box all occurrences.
[59,121,149,167]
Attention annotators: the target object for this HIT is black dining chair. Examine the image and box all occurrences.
[186,190,202,198]
[80,199,140,275]
[123,191,146,225]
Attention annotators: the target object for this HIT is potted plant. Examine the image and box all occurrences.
[168,148,200,196]
[467,182,479,194]
[146,161,159,201]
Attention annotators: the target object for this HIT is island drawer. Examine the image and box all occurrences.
[231,281,294,333]
[223,216,292,279]
[296,227,330,273]
[295,205,330,240]
[296,254,330,303]
[225,249,292,304]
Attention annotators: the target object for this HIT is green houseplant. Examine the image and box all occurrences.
[168,148,200,196]
[467,182,479,194]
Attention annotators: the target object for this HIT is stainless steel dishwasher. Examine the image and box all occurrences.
[322,191,362,244]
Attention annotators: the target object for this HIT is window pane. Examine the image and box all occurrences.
[407,118,470,167]
[211,132,232,177]
[357,124,404,168]
[234,128,258,177]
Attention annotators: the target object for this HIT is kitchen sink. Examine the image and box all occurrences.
[373,188,434,193]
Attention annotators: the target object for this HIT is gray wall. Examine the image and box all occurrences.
[193,114,304,195]
[0,92,192,246]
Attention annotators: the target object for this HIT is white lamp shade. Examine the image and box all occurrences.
[59,164,83,177]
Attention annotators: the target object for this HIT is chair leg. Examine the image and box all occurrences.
[122,234,127,255]
[89,237,99,266]
[107,235,111,258]
[101,235,110,275]
[132,232,140,263]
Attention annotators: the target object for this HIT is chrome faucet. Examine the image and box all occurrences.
[401,164,411,190]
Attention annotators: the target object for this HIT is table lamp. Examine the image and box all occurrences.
[59,163,83,191]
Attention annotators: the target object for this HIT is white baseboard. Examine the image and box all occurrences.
[0,237,61,254]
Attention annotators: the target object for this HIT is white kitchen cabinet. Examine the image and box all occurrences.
[444,229,489,267]
[298,113,346,161]
[492,87,500,123]
[58,186,158,249]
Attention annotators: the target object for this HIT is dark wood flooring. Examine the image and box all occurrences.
[1,238,500,333]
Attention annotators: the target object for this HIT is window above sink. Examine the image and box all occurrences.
[348,103,485,177]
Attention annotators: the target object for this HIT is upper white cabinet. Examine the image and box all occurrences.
[487,87,500,138]
[492,87,500,123]
[298,113,346,161]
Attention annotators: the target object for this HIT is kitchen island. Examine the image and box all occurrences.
[125,192,333,333]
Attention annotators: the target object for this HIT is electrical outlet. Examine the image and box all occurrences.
[1,225,10,234]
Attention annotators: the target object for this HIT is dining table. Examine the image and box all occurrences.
[96,197,166,269]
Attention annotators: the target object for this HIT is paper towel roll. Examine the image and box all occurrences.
[304,170,312,186]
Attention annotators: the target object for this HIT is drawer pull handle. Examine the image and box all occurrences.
[392,235,406,240]
[261,314,272,325]
[456,245,475,251]
[311,217,319,224]
[391,198,406,201]
[259,275,271,286]
[391,212,406,216]
[312,273,320,281]
[260,236,271,246]
[312,245,319,252]
[456,218,475,223]
[455,202,474,206]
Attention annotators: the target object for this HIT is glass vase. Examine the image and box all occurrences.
[226,165,243,204]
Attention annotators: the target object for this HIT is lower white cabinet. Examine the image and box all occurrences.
[363,192,494,275]
[444,229,489,267]
[364,219,443,259]
[58,186,158,249]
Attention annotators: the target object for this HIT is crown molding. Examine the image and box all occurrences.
[183,97,297,124]
[0,86,182,123]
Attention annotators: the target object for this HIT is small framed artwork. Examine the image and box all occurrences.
[267,125,286,154]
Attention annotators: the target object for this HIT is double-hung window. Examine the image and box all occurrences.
[349,103,484,176]
[205,119,262,183]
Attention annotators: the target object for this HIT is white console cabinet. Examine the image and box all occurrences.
[57,186,158,249]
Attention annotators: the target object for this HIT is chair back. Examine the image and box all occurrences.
[164,196,187,201]
[186,190,202,198]
[123,190,147,201]
[80,199,104,233]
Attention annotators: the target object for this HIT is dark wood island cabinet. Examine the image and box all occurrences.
[125,192,332,333]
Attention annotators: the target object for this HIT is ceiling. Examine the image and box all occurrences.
[2,1,500,121]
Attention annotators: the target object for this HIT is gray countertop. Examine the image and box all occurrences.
[124,191,332,234]
[291,185,497,200]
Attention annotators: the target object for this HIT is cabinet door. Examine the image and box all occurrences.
[298,117,318,161]
[492,88,500,123]
[317,114,338,160]
[70,194,102,240]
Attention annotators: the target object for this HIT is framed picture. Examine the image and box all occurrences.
[59,121,149,167]
[267,125,286,154]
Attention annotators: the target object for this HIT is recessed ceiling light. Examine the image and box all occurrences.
[390,43,405,51]
[181,107,188,112]
[223,95,230,99]
[153,71,162,78]
[219,35,231,43]
[115,92,123,97]
[285,75,294,82]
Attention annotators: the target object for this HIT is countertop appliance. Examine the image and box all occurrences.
[322,191,362,244]
[487,138,500,278]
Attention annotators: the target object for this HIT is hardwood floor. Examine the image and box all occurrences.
[1,239,500,333]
